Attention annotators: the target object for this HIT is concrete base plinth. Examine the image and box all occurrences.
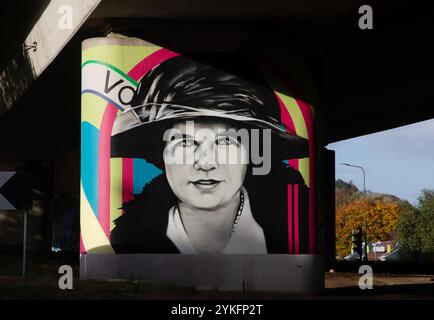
[80,254,324,294]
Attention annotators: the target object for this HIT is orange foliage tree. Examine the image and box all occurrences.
[336,198,401,259]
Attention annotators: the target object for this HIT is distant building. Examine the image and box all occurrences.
[367,241,397,261]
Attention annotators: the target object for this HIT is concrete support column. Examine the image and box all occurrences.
[80,36,324,294]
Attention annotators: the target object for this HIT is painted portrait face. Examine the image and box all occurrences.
[163,120,249,210]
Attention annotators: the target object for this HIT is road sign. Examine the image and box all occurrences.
[0,171,32,210]
[0,171,32,278]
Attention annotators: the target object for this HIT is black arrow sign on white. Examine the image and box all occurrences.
[0,171,32,210]
[0,172,15,210]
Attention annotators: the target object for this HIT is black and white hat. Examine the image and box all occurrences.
[111,54,309,166]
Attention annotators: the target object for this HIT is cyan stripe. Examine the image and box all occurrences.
[81,121,99,217]
[133,158,163,194]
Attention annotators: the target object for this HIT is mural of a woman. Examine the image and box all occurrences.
[110,54,310,254]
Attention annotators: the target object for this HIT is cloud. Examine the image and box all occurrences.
[327,119,434,204]
[328,118,434,161]
[368,118,434,161]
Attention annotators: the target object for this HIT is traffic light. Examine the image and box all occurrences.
[352,228,363,260]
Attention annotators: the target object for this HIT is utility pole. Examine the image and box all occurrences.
[341,163,368,262]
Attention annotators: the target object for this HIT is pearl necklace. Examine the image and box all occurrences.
[230,191,244,236]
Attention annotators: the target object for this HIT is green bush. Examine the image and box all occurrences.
[397,189,434,255]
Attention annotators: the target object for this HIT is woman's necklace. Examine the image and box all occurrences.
[230,191,244,236]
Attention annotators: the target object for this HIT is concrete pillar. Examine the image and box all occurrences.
[80,36,324,294]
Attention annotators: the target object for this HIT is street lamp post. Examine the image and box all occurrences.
[341,163,368,262]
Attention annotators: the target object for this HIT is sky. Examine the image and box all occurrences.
[327,118,434,206]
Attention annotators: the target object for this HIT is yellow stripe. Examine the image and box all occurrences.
[80,183,115,254]
[258,60,313,187]
[257,65,309,139]
[110,158,123,231]
[81,92,107,128]
[275,92,308,140]
[82,45,161,75]
[272,79,310,187]
[298,158,310,188]
[80,44,162,254]
[275,93,310,187]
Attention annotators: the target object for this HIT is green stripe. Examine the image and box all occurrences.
[81,60,138,86]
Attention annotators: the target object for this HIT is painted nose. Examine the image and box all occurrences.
[194,141,218,171]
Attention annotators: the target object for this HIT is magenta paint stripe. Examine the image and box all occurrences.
[122,158,134,205]
[97,104,118,238]
[128,49,180,81]
[255,56,316,253]
[296,99,315,253]
[294,184,300,254]
[118,48,180,208]
[288,159,298,170]
[287,184,293,254]
[276,93,296,135]
[276,93,299,170]
[95,48,181,244]
[80,235,85,254]
[260,57,315,253]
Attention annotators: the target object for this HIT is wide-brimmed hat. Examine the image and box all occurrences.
[111,54,309,167]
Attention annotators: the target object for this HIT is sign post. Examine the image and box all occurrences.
[0,171,32,278]
[22,209,28,278]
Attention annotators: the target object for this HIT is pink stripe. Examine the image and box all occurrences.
[288,159,298,170]
[95,48,181,241]
[253,57,316,253]
[119,48,180,207]
[294,184,299,254]
[122,158,134,205]
[253,56,297,137]
[128,49,180,80]
[296,99,315,253]
[287,184,293,254]
[275,94,299,170]
[121,48,179,205]
[276,93,296,135]
[97,104,118,238]
[79,235,85,254]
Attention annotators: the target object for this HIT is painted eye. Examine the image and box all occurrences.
[181,139,195,147]
[216,136,237,146]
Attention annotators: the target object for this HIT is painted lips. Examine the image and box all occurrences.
[191,179,222,190]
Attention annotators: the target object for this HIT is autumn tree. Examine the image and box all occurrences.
[336,197,402,259]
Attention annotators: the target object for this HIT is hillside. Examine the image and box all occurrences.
[336,179,409,208]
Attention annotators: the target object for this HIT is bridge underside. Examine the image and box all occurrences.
[1,0,433,155]
[0,1,432,263]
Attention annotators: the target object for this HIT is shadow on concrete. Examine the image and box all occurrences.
[325,282,434,299]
